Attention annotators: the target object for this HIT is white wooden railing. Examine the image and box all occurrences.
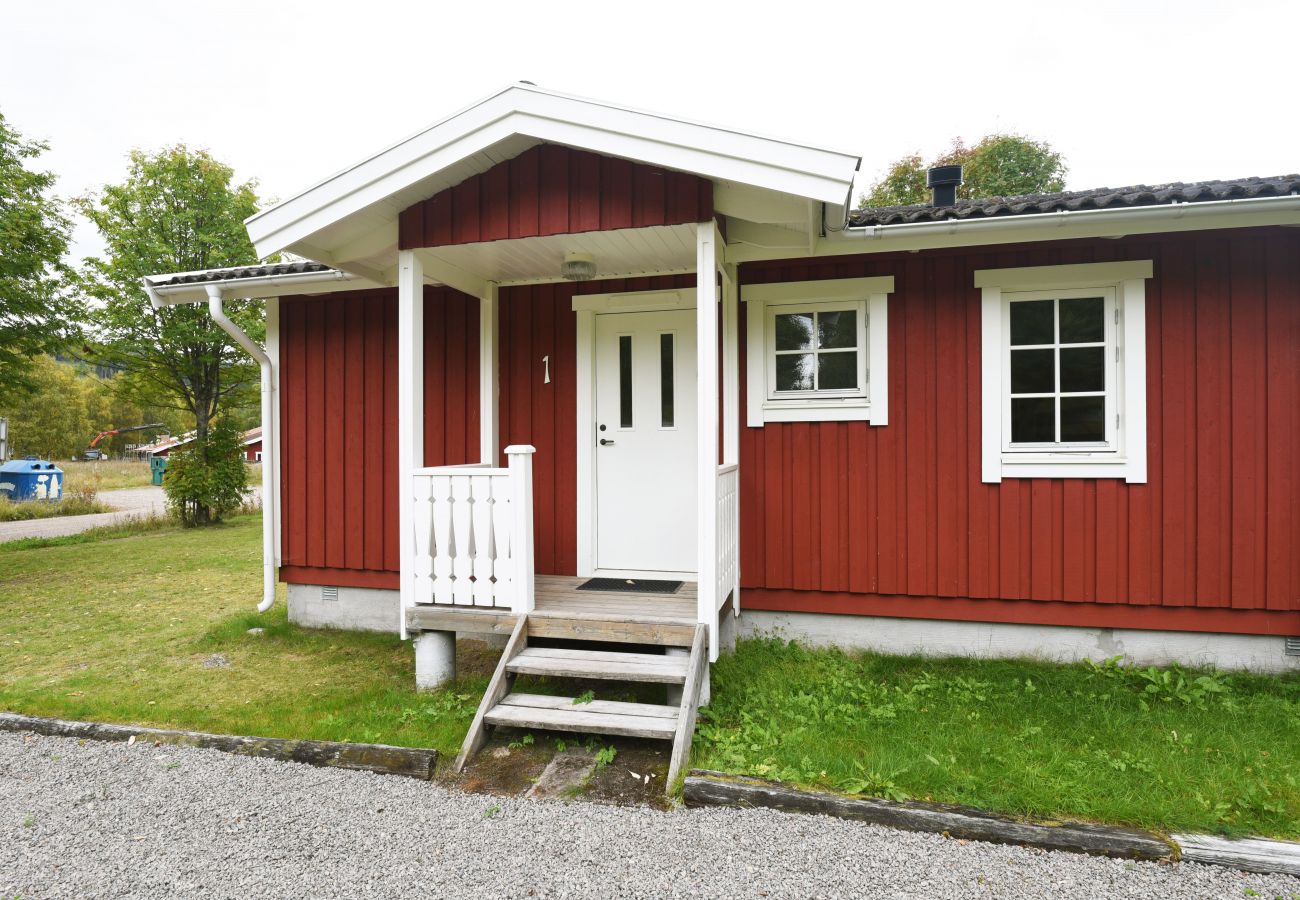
[715,463,740,612]
[409,445,535,614]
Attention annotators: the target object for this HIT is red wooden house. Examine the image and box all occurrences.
[143,85,1299,771]
[142,428,262,461]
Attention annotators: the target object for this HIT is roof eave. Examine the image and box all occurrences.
[142,268,381,307]
[245,84,861,260]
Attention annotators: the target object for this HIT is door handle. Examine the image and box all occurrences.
[599,438,615,446]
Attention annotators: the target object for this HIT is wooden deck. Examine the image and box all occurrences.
[404,574,698,644]
[533,575,696,624]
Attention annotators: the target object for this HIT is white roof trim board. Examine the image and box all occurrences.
[245,83,862,259]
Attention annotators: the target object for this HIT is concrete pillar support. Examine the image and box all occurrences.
[414,631,456,691]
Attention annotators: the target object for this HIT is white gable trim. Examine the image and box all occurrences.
[246,84,860,259]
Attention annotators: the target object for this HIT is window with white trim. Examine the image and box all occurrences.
[743,276,893,425]
[977,261,1152,483]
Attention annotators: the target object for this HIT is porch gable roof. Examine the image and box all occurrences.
[243,83,861,273]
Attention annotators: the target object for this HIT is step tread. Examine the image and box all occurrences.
[499,692,680,719]
[485,693,678,739]
[506,646,688,684]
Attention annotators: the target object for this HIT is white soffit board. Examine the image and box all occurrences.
[421,223,697,286]
[247,84,861,259]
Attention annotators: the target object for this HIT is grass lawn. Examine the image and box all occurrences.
[0,496,112,522]
[697,639,1300,838]
[0,514,484,758]
[61,460,154,492]
[59,459,263,494]
[4,515,1298,837]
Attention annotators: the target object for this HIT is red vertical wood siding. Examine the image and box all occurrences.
[739,227,1300,634]
[277,227,1298,636]
[398,145,713,249]
[279,287,479,587]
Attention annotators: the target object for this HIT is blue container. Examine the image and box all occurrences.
[150,455,168,486]
[0,457,64,502]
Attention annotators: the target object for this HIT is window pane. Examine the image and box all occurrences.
[1061,396,1105,442]
[1011,397,1056,443]
[1059,297,1105,343]
[775,354,815,391]
[817,310,857,349]
[1010,348,1054,394]
[1009,299,1054,345]
[619,335,632,428]
[660,332,674,428]
[818,351,857,390]
[1060,346,1104,393]
[775,313,814,351]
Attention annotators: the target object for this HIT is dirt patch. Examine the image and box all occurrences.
[584,740,672,809]
[443,725,675,808]
[444,733,551,795]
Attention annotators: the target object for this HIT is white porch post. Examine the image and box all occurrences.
[721,265,739,466]
[721,263,740,621]
[696,222,720,662]
[397,250,424,643]
[506,444,536,614]
[479,282,499,465]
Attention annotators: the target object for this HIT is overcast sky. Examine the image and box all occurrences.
[5,0,1296,262]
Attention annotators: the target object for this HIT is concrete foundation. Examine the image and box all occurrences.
[287,584,400,633]
[738,609,1300,673]
[414,631,456,690]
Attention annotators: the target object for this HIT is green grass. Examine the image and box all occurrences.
[697,639,1300,838]
[0,514,485,758]
[0,495,112,521]
[5,513,1298,836]
[61,460,154,493]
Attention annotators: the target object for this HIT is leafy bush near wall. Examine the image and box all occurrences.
[163,420,248,526]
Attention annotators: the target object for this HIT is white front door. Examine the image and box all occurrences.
[594,309,697,574]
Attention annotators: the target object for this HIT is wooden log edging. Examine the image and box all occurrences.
[0,712,437,780]
[1171,833,1300,876]
[683,770,1172,861]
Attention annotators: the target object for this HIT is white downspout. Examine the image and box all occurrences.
[206,284,277,613]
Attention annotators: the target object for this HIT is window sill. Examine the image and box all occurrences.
[758,399,874,423]
[996,454,1143,482]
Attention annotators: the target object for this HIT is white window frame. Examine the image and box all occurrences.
[977,260,1152,483]
[743,276,893,425]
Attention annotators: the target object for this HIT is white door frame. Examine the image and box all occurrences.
[574,287,697,579]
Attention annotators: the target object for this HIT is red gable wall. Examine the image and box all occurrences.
[398,145,713,249]
[738,227,1300,636]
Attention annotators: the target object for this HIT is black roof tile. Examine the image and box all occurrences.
[849,175,1300,227]
[154,261,334,287]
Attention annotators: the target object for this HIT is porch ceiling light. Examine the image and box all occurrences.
[561,250,597,281]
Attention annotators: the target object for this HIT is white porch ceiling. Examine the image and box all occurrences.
[416,224,697,287]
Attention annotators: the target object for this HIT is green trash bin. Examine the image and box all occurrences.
[150,455,168,486]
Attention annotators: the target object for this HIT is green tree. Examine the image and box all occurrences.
[0,111,75,405]
[861,134,1068,208]
[163,418,249,526]
[75,146,264,445]
[1,356,93,459]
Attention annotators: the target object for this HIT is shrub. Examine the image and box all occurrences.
[163,420,249,525]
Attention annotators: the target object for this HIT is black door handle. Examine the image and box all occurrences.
[599,438,615,446]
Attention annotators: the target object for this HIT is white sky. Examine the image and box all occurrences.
[4,0,1296,262]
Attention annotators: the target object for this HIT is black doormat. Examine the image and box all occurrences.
[576,577,683,594]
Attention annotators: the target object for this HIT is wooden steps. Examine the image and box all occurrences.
[505,646,688,683]
[484,693,679,739]
[451,614,707,794]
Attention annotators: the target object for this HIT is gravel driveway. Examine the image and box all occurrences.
[3,733,1296,899]
[0,486,262,543]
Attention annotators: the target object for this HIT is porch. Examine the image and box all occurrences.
[396,221,742,671]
